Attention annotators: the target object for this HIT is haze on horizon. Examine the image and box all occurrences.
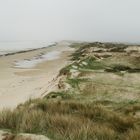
[0,0,140,44]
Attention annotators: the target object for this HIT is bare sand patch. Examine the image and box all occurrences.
[0,42,74,109]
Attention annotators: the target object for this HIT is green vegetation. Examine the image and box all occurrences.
[0,42,140,140]
[105,64,140,73]
[79,57,105,70]
[45,91,72,100]
[67,78,89,89]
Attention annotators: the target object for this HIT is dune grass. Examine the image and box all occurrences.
[0,88,140,140]
[0,42,140,140]
[0,98,139,140]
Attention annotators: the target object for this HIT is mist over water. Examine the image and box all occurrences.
[0,41,51,50]
[0,41,52,55]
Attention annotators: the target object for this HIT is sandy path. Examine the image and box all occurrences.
[0,41,74,109]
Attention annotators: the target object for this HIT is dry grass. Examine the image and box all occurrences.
[0,99,139,140]
[124,129,140,140]
[0,42,140,140]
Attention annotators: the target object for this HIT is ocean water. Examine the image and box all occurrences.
[0,41,62,69]
[0,41,52,55]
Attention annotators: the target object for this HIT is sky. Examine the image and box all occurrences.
[0,0,140,43]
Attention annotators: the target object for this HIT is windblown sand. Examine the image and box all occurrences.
[0,42,74,109]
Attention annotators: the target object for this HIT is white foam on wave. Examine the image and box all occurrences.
[15,51,62,69]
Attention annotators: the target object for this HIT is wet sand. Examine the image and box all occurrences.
[0,41,74,109]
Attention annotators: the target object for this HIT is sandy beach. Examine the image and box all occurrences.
[0,41,74,109]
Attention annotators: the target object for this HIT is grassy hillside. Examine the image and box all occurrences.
[0,42,140,140]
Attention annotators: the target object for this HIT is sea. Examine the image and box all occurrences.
[0,41,61,68]
[0,41,53,55]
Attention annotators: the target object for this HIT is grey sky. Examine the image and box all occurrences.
[0,0,140,43]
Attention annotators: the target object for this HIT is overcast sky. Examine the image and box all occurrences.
[0,0,140,43]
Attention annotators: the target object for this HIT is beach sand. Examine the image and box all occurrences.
[0,41,74,109]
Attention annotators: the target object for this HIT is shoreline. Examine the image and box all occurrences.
[0,43,56,57]
[0,41,74,109]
